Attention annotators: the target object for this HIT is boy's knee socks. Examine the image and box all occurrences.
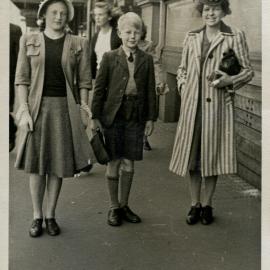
[120,170,134,207]
[106,176,120,209]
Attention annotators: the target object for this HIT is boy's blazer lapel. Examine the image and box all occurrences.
[116,47,129,73]
[134,49,146,75]
[115,47,146,76]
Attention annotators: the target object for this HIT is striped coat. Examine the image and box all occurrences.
[169,22,254,177]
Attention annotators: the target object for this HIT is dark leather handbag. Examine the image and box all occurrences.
[208,49,242,90]
[90,130,110,165]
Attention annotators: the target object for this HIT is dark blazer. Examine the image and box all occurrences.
[10,23,22,109]
[91,47,157,127]
[90,27,122,79]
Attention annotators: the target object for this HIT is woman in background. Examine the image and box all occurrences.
[138,22,169,151]
[169,0,253,225]
[15,0,92,237]
[90,0,122,80]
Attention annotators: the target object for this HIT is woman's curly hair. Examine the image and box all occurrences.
[196,0,232,16]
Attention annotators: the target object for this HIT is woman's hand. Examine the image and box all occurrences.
[80,101,91,129]
[90,119,103,133]
[80,109,89,129]
[144,120,154,137]
[177,82,185,96]
[18,110,33,132]
[210,70,233,89]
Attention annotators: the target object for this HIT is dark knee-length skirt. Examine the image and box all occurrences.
[19,97,75,178]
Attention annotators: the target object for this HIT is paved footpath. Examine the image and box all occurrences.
[9,121,261,270]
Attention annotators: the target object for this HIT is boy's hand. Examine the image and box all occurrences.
[90,119,103,133]
[145,120,154,137]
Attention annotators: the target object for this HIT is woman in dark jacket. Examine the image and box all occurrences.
[90,1,122,79]
[15,0,92,237]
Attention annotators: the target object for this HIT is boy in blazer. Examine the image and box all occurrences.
[91,12,156,226]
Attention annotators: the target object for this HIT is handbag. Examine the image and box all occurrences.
[90,129,110,165]
[219,49,242,76]
[208,49,242,91]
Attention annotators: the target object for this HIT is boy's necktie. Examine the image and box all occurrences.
[128,52,134,63]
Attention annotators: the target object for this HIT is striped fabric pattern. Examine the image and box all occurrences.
[169,23,254,177]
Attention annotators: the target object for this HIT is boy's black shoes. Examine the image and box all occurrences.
[186,203,202,225]
[121,206,141,223]
[108,208,122,226]
[29,218,43,237]
[45,218,61,236]
[201,206,214,225]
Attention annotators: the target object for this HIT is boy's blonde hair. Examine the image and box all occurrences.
[118,12,142,32]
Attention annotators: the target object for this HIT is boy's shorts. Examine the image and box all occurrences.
[103,98,145,161]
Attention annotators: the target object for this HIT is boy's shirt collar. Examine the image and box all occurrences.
[121,45,138,58]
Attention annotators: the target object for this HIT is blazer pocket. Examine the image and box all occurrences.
[26,40,40,56]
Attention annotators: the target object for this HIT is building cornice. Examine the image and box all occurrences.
[135,0,160,6]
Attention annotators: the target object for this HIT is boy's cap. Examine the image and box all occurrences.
[37,0,74,22]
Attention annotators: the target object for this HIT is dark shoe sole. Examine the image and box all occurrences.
[29,230,43,237]
[107,220,122,226]
[46,229,61,236]
[122,217,141,223]
[201,218,214,225]
[186,219,200,225]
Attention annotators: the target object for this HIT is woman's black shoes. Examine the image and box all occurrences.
[201,206,214,225]
[121,206,141,223]
[45,218,61,236]
[29,218,60,237]
[186,204,202,225]
[186,204,214,225]
[108,208,122,226]
[29,218,43,237]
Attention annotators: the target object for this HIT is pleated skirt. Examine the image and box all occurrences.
[19,97,75,178]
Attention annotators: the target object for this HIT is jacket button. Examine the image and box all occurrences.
[123,77,126,80]
[206,98,211,102]
[208,53,213,59]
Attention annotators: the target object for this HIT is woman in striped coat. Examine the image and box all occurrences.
[169,0,254,225]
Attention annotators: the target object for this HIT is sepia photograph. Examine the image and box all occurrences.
[1,0,268,269]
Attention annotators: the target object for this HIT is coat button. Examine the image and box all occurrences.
[123,77,126,80]
[206,98,211,102]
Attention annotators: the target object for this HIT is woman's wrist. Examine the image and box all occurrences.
[80,101,91,117]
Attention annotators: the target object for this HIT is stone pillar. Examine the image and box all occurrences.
[135,0,160,44]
